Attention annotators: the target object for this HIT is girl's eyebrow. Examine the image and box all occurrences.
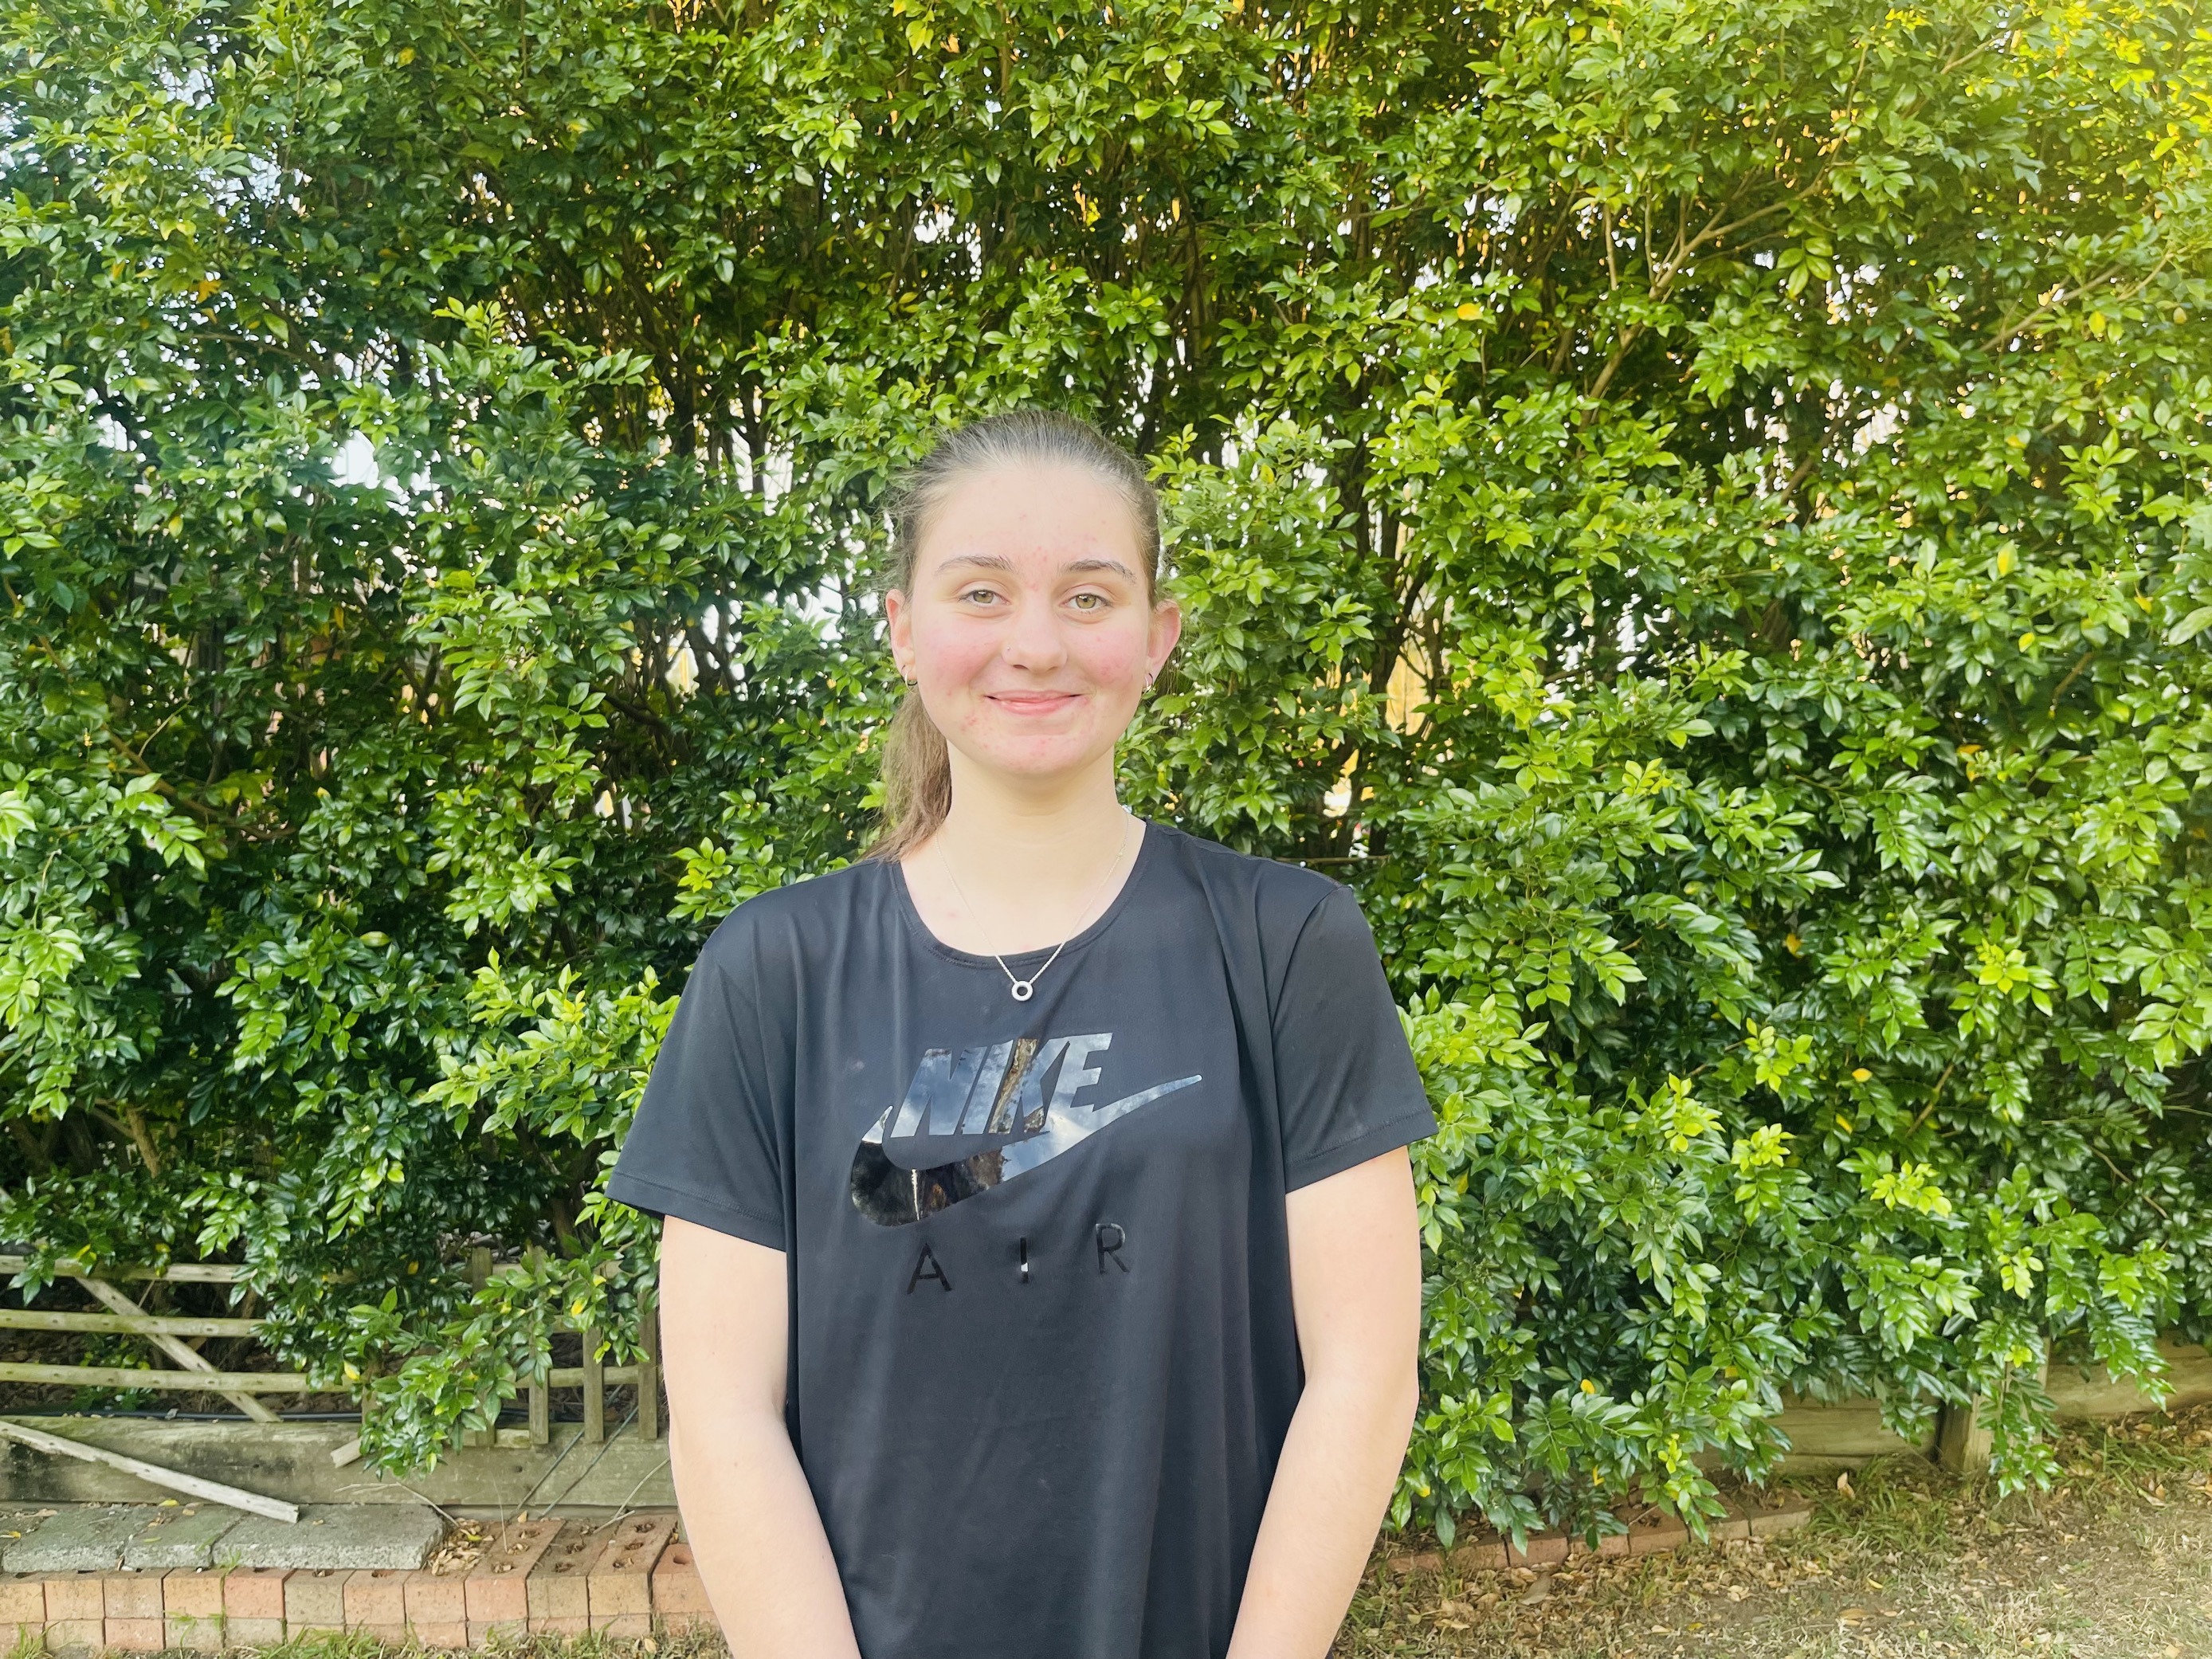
[938,553,1139,581]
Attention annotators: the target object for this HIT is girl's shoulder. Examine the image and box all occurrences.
[691,858,886,976]
[1140,819,1351,940]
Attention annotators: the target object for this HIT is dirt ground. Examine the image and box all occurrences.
[1338,1406,2212,1658]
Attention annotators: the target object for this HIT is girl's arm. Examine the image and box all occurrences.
[1226,1147,1425,1658]
[660,1214,864,1659]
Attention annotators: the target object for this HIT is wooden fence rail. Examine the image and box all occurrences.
[0,1258,247,1283]
[0,1364,310,1391]
[0,1311,261,1337]
[0,1255,286,1420]
[0,1253,664,1450]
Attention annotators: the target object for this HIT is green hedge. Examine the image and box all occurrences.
[3,0,2208,1543]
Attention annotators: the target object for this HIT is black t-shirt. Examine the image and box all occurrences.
[606,821,1434,1659]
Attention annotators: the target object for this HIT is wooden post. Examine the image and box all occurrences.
[582,1327,606,1445]
[637,1292,661,1441]
[1936,1400,1990,1474]
[1939,1360,2046,1477]
[526,1245,550,1448]
[463,1247,494,1449]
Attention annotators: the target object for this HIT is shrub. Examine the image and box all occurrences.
[2,0,2206,1539]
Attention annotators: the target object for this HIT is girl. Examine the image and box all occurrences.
[609,410,1431,1658]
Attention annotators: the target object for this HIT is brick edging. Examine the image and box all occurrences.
[0,1516,717,1652]
[1385,1492,1814,1576]
[0,1496,1811,1649]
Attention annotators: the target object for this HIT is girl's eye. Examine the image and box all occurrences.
[959,586,1005,606]
[1068,592,1108,611]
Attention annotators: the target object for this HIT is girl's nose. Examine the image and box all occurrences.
[998,592,1067,673]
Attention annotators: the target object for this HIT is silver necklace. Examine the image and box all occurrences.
[937,810,1135,1002]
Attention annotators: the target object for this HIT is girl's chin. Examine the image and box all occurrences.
[953,734,1117,782]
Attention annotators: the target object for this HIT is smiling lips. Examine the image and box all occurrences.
[986,690,1084,716]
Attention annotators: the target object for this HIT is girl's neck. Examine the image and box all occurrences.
[900,755,1143,955]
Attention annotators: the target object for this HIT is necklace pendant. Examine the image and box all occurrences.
[1010,980,1035,1002]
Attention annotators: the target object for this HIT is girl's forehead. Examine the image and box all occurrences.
[930,458,1126,520]
[916,464,1146,571]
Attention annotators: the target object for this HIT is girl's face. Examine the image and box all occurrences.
[886,461,1180,794]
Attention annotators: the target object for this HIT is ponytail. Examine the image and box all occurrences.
[866,410,1162,861]
[873,690,954,863]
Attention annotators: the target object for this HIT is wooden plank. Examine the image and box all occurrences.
[1771,1394,1936,1469]
[0,1417,299,1521]
[0,1308,261,1338]
[582,1328,606,1445]
[637,1295,661,1442]
[0,1418,675,1508]
[544,1365,645,1388]
[125,1263,246,1284]
[0,1363,310,1390]
[0,1256,245,1284]
[331,1390,371,1467]
[81,1275,280,1424]
[2048,1336,2212,1419]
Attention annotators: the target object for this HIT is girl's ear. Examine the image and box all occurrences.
[885,589,914,681]
[1147,595,1183,680]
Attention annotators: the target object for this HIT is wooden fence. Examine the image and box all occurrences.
[0,1254,661,1449]
[3,1253,2198,1481]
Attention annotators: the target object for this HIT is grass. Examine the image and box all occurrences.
[1336,1403,2212,1657]
[190,1630,733,1659]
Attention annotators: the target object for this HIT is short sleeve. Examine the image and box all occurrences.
[1272,884,1436,1190]
[606,933,788,1249]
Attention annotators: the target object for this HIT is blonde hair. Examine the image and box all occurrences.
[869,410,1163,862]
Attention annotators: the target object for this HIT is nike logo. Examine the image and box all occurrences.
[848,1032,1201,1226]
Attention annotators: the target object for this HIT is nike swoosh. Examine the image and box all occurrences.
[848,1075,1202,1227]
